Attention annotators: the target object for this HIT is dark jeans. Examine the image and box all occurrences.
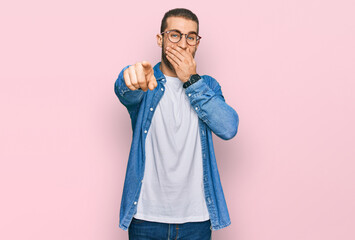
[128,217,212,240]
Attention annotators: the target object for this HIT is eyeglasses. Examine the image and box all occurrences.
[161,29,202,46]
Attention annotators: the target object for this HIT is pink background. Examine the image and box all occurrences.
[1,0,354,239]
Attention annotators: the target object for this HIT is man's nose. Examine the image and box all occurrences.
[178,35,188,49]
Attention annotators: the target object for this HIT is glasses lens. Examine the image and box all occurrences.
[187,33,198,45]
[168,31,181,43]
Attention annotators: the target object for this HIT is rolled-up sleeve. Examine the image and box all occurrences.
[184,75,239,140]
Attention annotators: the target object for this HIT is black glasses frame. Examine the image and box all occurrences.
[161,30,202,46]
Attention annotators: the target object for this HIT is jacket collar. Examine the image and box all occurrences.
[153,62,166,81]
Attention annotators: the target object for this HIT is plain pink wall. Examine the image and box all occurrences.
[1,0,354,239]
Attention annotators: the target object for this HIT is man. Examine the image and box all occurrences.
[114,8,239,240]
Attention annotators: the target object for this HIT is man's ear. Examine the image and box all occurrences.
[157,34,163,47]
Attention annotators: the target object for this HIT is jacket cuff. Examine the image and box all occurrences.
[184,76,215,98]
[184,76,216,122]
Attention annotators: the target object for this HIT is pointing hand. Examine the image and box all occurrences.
[123,61,158,91]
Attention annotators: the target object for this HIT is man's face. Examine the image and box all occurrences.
[157,16,199,72]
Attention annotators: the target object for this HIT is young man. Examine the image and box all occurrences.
[114,8,239,240]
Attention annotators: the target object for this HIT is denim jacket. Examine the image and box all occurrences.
[114,62,239,231]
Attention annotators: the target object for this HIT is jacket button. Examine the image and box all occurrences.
[195,107,198,111]
[134,201,137,205]
[161,88,164,91]
[150,107,153,111]
[188,93,191,97]
[144,130,147,133]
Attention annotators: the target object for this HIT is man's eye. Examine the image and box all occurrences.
[171,34,179,38]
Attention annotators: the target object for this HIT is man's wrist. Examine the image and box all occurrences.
[183,73,201,89]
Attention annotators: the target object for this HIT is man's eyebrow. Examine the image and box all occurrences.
[168,29,180,32]
[169,29,197,35]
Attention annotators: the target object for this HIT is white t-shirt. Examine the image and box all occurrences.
[133,74,210,223]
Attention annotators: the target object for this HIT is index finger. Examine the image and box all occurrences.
[141,61,152,70]
[135,63,148,91]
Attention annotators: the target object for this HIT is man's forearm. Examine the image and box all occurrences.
[185,76,239,140]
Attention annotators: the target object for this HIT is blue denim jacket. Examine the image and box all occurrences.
[114,62,239,231]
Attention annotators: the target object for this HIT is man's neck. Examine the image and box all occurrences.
[160,60,178,78]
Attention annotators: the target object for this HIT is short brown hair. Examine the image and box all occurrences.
[160,8,199,34]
